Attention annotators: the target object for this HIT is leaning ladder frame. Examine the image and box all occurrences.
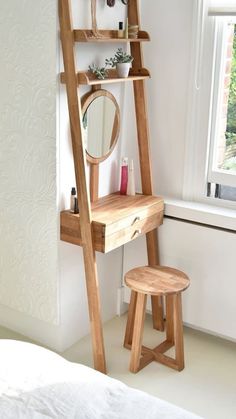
[59,0,163,374]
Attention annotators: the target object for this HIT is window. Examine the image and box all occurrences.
[183,1,236,207]
[207,20,236,200]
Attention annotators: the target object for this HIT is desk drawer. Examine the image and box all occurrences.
[102,210,163,253]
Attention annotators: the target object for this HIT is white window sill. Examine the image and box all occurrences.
[163,197,236,231]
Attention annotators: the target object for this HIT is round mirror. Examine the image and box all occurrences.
[82,90,120,163]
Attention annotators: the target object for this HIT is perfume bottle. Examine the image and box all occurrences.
[120,157,128,195]
[118,21,124,38]
[127,159,135,196]
[74,197,79,214]
[70,187,76,211]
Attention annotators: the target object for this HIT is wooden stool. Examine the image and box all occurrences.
[124,266,190,373]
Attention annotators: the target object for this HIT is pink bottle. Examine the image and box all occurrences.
[120,157,128,195]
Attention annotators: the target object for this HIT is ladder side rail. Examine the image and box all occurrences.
[59,0,106,373]
[128,0,164,331]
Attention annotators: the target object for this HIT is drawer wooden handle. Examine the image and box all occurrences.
[132,216,140,225]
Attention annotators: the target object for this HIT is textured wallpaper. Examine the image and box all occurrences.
[0,0,58,324]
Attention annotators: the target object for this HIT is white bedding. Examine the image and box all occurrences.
[0,340,202,418]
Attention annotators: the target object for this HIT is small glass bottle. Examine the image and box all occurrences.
[118,21,124,38]
[74,197,79,214]
[120,157,128,195]
[70,187,76,211]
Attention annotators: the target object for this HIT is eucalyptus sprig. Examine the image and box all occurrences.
[105,48,133,67]
[88,48,134,80]
[88,64,109,80]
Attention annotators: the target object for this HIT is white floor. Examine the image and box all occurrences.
[1,314,236,419]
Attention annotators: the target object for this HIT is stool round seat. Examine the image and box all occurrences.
[125,266,190,296]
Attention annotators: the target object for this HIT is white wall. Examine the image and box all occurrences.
[123,0,236,342]
[142,0,193,197]
[0,1,59,328]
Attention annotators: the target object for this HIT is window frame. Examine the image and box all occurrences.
[207,19,236,188]
[183,0,236,210]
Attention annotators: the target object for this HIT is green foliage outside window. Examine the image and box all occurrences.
[224,24,236,170]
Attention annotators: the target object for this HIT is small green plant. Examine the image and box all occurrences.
[88,49,134,80]
[105,48,133,67]
[88,64,109,80]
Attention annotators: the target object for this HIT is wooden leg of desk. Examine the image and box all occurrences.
[146,230,164,331]
[83,247,106,374]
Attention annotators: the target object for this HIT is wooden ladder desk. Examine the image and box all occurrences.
[59,0,164,373]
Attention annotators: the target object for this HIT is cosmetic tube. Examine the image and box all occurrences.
[127,159,135,196]
[125,17,129,39]
[120,157,128,195]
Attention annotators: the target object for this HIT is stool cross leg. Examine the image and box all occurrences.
[124,266,190,374]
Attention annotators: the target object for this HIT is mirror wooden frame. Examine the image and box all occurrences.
[81,89,120,164]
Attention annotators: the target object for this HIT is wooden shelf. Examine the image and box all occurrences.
[73,30,150,43]
[60,68,150,86]
[61,193,164,253]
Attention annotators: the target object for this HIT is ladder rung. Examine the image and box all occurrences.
[73,29,150,43]
[60,68,150,85]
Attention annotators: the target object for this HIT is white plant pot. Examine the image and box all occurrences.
[116,62,131,78]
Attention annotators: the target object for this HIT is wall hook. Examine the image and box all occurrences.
[106,0,129,6]
[107,0,115,6]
